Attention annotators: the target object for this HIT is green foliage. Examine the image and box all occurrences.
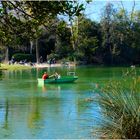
[78,16,101,64]
[96,68,140,139]
[55,21,72,59]
[86,0,93,3]
[13,53,35,62]
[64,1,84,20]
[0,0,85,63]
[1,1,140,65]
[99,2,140,65]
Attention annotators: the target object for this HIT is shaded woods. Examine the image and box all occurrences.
[0,1,140,65]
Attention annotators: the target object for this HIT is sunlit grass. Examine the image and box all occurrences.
[0,63,32,70]
[95,68,140,139]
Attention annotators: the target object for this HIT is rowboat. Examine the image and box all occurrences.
[38,76,78,84]
[38,72,78,84]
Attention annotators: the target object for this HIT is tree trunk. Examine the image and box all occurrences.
[5,47,9,63]
[35,39,39,64]
[70,20,76,64]
[30,40,33,54]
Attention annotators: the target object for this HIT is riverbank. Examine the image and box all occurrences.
[0,62,76,70]
[35,62,76,68]
[0,63,32,70]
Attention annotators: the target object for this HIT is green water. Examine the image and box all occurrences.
[0,66,138,139]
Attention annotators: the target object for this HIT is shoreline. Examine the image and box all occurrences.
[0,62,76,70]
[0,62,138,71]
[34,62,76,68]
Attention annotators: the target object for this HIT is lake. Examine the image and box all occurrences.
[0,66,137,139]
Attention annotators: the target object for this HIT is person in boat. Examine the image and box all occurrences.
[42,72,49,80]
[54,72,61,79]
[49,72,61,79]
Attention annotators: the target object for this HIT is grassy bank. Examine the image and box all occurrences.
[0,63,32,70]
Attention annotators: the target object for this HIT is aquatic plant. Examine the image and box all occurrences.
[96,68,140,139]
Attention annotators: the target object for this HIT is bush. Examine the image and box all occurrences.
[13,53,35,62]
[95,68,140,139]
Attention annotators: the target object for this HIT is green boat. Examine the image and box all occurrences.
[38,76,78,84]
[38,72,78,84]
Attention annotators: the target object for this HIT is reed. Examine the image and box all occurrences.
[96,68,140,139]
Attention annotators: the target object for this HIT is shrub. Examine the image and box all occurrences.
[95,68,140,139]
[13,53,35,62]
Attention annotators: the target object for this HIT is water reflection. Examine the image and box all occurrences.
[0,67,108,138]
[28,97,42,129]
[0,70,2,80]
[0,99,9,129]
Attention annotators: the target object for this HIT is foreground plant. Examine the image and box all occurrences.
[96,68,140,139]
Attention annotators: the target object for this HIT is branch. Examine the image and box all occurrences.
[130,0,135,23]
[120,1,128,21]
[7,0,34,19]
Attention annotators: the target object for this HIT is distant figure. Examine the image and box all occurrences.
[131,65,135,68]
[49,59,52,65]
[11,56,15,64]
[29,62,34,66]
[40,56,43,63]
[42,72,49,80]
[52,58,56,64]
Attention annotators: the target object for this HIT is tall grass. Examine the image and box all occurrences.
[96,68,140,139]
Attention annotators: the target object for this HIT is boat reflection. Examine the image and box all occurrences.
[37,83,62,94]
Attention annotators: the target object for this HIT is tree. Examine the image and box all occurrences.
[63,1,85,63]
[0,1,85,63]
[0,1,23,62]
[78,16,101,64]
[100,3,117,65]
[55,20,72,60]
